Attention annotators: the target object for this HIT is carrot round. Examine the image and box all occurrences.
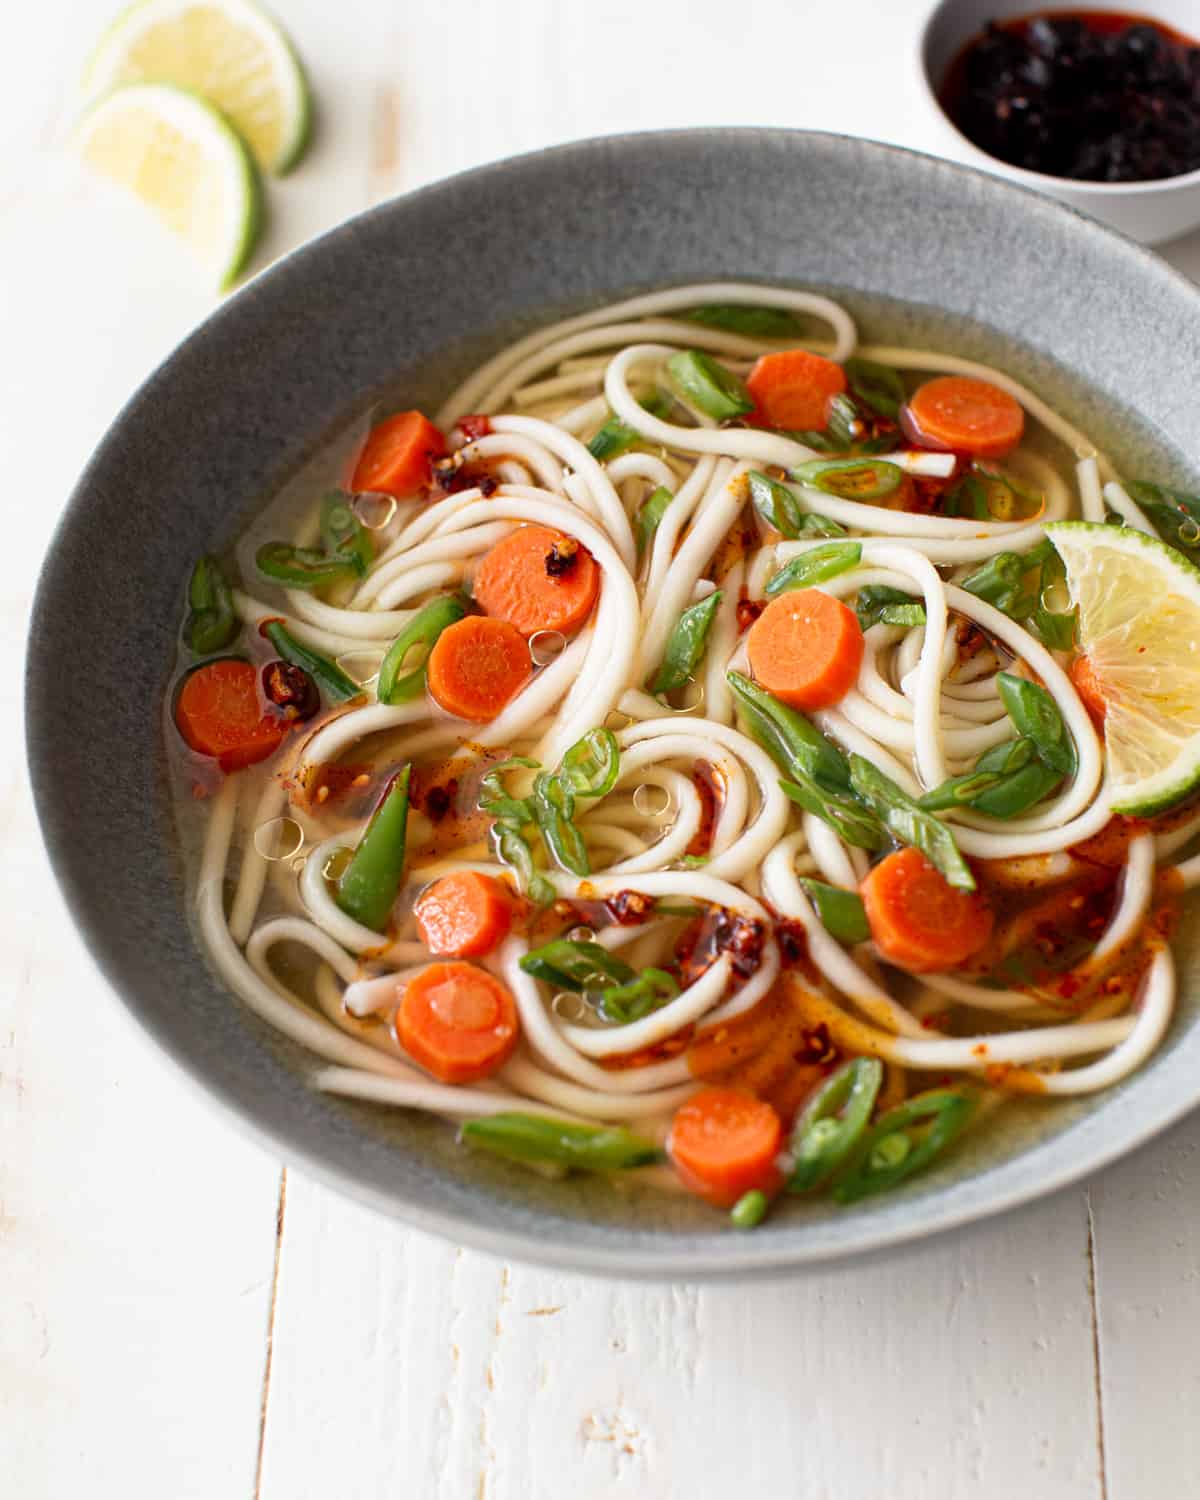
[352,410,446,498]
[861,847,994,973]
[746,349,847,431]
[668,1087,784,1206]
[904,376,1024,459]
[397,961,519,1084]
[174,658,286,772]
[1070,654,1107,726]
[746,589,864,710]
[473,524,600,637]
[426,615,532,721]
[416,871,514,958]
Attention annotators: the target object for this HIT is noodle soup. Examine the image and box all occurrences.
[167,284,1200,1223]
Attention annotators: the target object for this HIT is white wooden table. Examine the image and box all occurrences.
[6,2,1200,1494]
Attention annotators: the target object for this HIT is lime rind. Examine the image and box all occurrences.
[1048,519,1200,816]
[81,0,311,175]
[74,81,265,289]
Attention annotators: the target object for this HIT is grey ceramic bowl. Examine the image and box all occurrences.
[28,129,1200,1278]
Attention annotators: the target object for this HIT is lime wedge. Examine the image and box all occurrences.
[75,83,263,289]
[82,0,311,175]
[1048,519,1200,815]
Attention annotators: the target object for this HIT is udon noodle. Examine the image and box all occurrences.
[171,283,1195,1218]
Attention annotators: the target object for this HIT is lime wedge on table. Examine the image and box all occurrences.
[82,0,311,175]
[1048,520,1200,816]
[75,83,263,289]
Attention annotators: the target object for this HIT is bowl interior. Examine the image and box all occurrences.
[28,129,1200,1276]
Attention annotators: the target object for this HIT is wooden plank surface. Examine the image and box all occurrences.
[6,1,1200,1496]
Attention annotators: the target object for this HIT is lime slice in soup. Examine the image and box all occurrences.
[1048,519,1200,816]
[74,82,263,289]
[82,0,311,174]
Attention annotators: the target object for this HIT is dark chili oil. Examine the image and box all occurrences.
[685,760,723,859]
[676,906,767,986]
[941,11,1200,183]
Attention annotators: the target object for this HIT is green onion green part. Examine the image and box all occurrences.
[650,591,723,695]
[764,542,862,596]
[184,555,239,655]
[334,766,411,931]
[848,755,976,891]
[262,619,360,701]
[665,350,754,422]
[377,594,468,704]
[461,1114,663,1171]
[832,1088,976,1202]
[788,1057,884,1192]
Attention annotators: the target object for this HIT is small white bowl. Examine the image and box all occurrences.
[918,0,1200,244]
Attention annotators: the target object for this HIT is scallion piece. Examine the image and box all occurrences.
[844,357,906,420]
[377,594,468,704]
[832,1088,976,1202]
[665,350,754,422]
[183,555,239,655]
[848,755,975,891]
[799,878,870,943]
[262,619,359,701]
[334,766,411,931]
[680,304,804,338]
[729,1189,770,1229]
[650,591,722,695]
[558,728,621,800]
[461,1114,663,1171]
[519,939,636,993]
[788,1057,883,1192]
[996,672,1076,775]
[635,486,674,558]
[793,457,903,502]
[764,541,861,596]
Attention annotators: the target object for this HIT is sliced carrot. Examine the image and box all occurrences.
[904,376,1024,459]
[174,659,286,772]
[397,961,519,1084]
[860,847,994,973]
[746,349,847,431]
[352,410,446,498]
[426,615,532,721]
[416,871,513,958]
[1070,653,1107,726]
[668,1087,784,1207]
[473,524,600,637]
[746,588,864,710]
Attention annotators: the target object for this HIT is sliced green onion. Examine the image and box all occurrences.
[680,304,804,337]
[519,939,635,993]
[844,357,906,420]
[918,739,1035,812]
[727,671,851,790]
[320,491,373,576]
[856,584,920,633]
[461,1114,663,1171]
[650,591,722,695]
[960,552,1025,614]
[599,968,680,1025]
[334,766,411,931]
[184,555,239,655]
[587,393,671,461]
[531,772,590,875]
[969,759,1062,819]
[825,393,867,449]
[788,1057,883,1192]
[665,350,754,422]
[1126,480,1200,553]
[832,1088,976,1202]
[996,672,1076,775]
[848,756,975,891]
[635,485,674,558]
[377,593,468,704]
[794,457,903,501]
[730,1188,770,1229]
[255,542,361,590]
[262,620,359,701]
[798,879,870,943]
[764,541,861,596]
[780,774,887,851]
[558,728,620,800]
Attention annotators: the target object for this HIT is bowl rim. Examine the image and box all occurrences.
[28,124,1200,1278]
[916,0,1200,197]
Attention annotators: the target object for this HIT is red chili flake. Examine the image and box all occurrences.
[794,1023,836,1065]
[605,890,655,926]
[459,414,492,441]
[544,538,580,577]
[479,475,498,497]
[776,920,808,967]
[736,595,765,633]
[422,782,457,823]
[678,907,766,984]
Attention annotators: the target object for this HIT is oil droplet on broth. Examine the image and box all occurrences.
[323,846,353,881]
[529,629,566,667]
[567,925,595,944]
[668,681,705,715]
[253,816,305,861]
[1040,579,1072,615]
[1179,517,1200,545]
[551,991,589,1023]
[352,492,398,530]
[632,783,671,818]
[336,650,385,687]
